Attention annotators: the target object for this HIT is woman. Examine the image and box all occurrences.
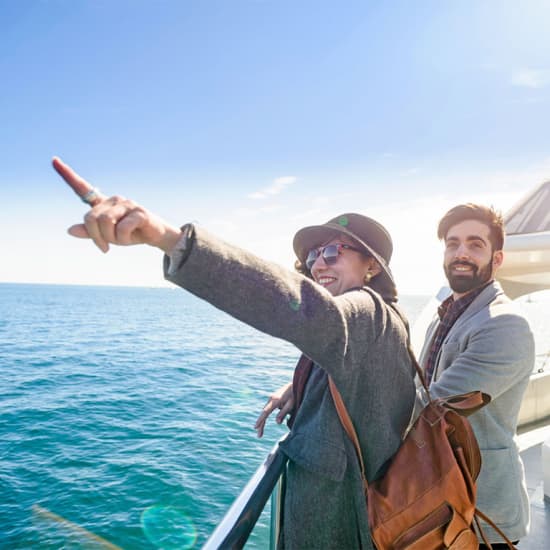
[53,157,415,549]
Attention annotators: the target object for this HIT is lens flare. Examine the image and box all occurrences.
[141,505,197,549]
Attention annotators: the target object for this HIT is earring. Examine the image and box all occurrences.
[364,272,372,284]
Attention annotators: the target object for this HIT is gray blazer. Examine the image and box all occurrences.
[164,225,416,549]
[417,281,534,543]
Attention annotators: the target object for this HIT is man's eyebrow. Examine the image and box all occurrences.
[445,234,488,244]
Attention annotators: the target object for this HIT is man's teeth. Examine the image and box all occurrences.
[454,265,472,272]
[319,277,335,284]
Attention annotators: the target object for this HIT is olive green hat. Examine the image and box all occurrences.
[293,213,397,301]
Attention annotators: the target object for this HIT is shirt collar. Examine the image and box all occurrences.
[438,280,492,320]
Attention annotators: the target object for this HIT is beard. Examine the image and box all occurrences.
[444,259,493,294]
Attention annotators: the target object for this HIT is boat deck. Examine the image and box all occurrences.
[517,423,550,548]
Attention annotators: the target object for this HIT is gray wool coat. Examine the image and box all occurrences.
[164,225,416,549]
[417,281,534,543]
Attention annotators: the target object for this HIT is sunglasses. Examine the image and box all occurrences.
[305,243,363,271]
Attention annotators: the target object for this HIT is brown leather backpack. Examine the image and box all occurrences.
[329,365,517,549]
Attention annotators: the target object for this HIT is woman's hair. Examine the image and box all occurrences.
[437,203,504,251]
[294,258,312,279]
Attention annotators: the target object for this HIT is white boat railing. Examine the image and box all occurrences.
[202,435,288,549]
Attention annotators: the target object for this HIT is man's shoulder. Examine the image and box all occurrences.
[474,281,521,314]
[470,292,533,346]
[485,287,527,318]
[462,282,532,336]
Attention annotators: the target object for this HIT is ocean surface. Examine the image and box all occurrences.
[1,283,548,549]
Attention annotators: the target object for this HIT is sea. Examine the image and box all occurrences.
[1,283,548,549]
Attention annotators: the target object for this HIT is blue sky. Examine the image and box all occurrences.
[2,0,550,293]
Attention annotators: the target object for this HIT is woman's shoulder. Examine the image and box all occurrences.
[336,287,411,340]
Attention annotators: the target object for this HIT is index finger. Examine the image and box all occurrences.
[254,402,274,428]
[52,156,107,206]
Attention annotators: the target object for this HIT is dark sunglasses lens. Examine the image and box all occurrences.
[323,245,340,265]
[305,244,340,270]
[305,249,319,270]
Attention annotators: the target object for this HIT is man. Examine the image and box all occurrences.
[418,203,535,548]
[53,157,416,549]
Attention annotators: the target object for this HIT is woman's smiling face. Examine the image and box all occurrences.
[309,234,374,296]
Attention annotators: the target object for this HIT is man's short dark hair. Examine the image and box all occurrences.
[437,203,504,251]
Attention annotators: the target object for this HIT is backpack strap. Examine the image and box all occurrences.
[441,391,491,416]
[328,376,369,491]
[474,508,518,549]
[328,300,422,490]
[327,321,428,491]
[387,303,433,400]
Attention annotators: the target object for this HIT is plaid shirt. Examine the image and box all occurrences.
[424,282,491,384]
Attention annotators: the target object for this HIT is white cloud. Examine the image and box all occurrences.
[511,69,550,89]
[248,176,297,199]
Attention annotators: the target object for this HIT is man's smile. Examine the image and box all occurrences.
[450,261,476,274]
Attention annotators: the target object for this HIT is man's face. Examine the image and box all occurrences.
[443,219,503,298]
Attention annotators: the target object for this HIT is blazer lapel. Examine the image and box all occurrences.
[424,281,504,383]
[418,317,439,368]
[443,281,502,343]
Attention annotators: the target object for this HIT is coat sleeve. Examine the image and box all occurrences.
[428,311,534,401]
[163,225,380,374]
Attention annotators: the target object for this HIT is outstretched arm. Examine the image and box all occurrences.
[52,157,183,254]
[54,158,379,378]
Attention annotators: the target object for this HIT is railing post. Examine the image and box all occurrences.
[269,466,286,550]
[543,437,550,502]
[202,435,288,549]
